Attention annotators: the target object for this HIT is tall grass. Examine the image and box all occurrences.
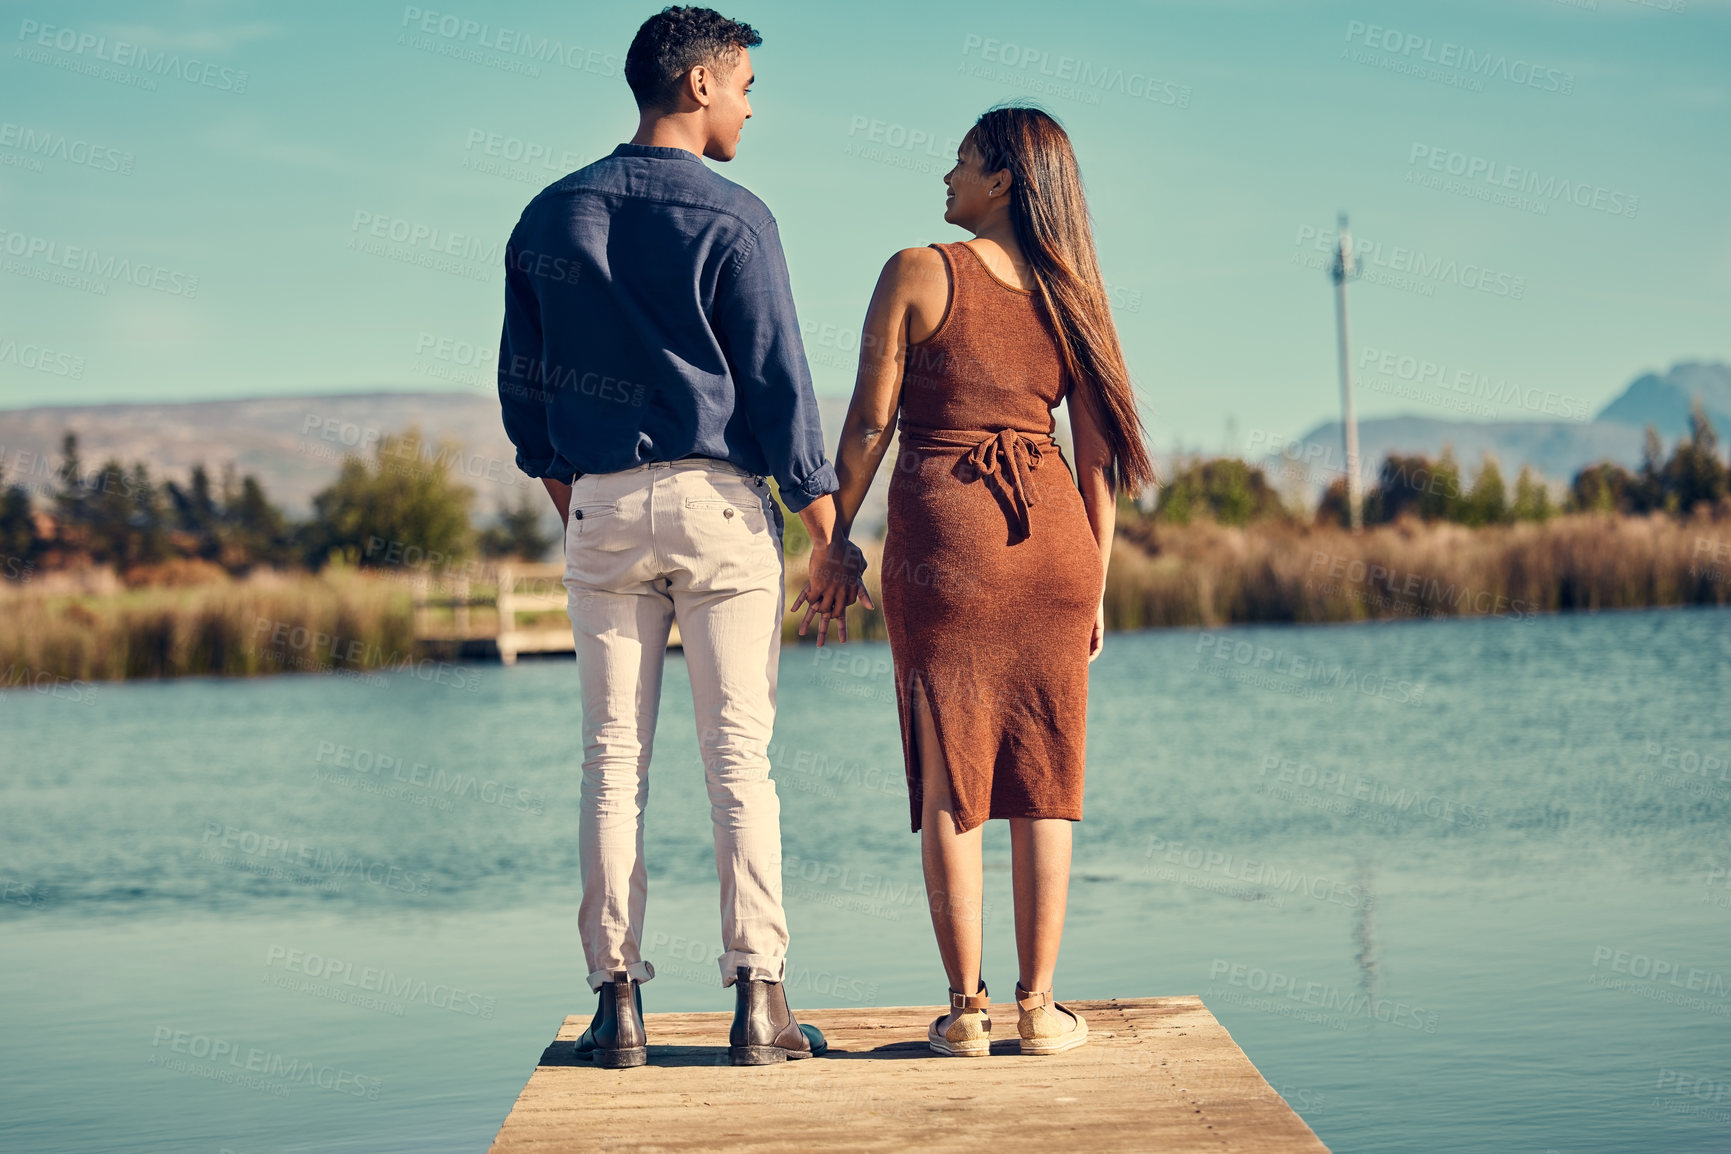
[1104,511,1731,629]
[0,566,414,684]
[9,512,1727,684]
[779,513,1731,645]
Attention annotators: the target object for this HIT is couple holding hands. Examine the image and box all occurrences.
[497,6,1151,1068]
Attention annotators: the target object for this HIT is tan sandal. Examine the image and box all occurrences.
[1015,981,1088,1055]
[927,982,991,1057]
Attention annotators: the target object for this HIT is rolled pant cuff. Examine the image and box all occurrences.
[719,951,786,986]
[587,959,656,992]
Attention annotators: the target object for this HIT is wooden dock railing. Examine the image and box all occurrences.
[492,562,574,664]
[410,561,578,664]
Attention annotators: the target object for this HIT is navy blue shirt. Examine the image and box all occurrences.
[496,142,837,512]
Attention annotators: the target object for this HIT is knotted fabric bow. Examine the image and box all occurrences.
[900,424,1055,543]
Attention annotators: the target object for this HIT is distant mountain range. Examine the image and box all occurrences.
[0,390,893,534]
[1277,361,1731,494]
[1597,362,1731,433]
[0,361,1724,527]
[0,390,524,515]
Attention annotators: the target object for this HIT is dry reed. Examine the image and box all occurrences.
[8,513,1726,685]
[0,566,414,684]
[1104,511,1731,629]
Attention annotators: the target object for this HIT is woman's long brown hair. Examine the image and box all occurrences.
[967,106,1155,494]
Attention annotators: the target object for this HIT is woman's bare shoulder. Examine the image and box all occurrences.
[877,246,949,313]
[881,244,945,277]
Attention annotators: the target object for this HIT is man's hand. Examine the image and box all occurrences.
[792,538,872,645]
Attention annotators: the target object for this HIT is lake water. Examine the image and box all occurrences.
[3,607,1729,1153]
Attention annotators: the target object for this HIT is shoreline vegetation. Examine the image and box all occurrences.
[3,414,1729,686]
[785,510,1731,644]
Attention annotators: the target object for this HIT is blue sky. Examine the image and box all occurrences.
[2,0,1726,454]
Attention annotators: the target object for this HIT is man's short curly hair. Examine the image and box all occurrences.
[625,7,762,112]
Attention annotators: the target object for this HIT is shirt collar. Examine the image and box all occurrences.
[610,143,705,163]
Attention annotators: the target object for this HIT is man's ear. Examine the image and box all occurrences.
[684,64,714,109]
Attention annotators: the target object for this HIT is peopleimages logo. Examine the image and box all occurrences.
[0,122,134,174]
[0,335,85,378]
[959,34,1191,108]
[200,822,435,895]
[1293,223,1526,300]
[1590,945,1731,1013]
[397,7,622,76]
[1355,345,1591,422]
[1407,144,1637,219]
[1341,20,1574,95]
[1192,632,1426,706]
[313,740,545,816]
[16,20,249,93]
[149,1026,382,1098]
[0,227,199,297]
[1143,834,1372,909]
[264,945,497,1018]
[1257,754,1490,828]
[1208,959,1440,1032]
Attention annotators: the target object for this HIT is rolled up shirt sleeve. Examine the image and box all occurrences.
[497,234,563,480]
[714,222,838,513]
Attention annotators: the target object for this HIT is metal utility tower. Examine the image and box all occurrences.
[1329,213,1364,531]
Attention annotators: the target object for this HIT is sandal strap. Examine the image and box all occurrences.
[949,981,990,1011]
[1015,981,1051,1012]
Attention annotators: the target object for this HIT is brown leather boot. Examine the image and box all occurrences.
[574,970,646,1068]
[728,965,828,1065]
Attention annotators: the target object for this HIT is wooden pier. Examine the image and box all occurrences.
[412,562,684,664]
[487,996,1329,1153]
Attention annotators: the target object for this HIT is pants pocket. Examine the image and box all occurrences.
[683,492,770,537]
[569,502,618,530]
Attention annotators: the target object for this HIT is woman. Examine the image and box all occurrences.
[798,105,1154,1056]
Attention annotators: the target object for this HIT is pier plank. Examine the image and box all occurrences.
[488,996,1329,1153]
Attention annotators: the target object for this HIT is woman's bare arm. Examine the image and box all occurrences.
[798,247,948,627]
[830,246,948,538]
[1068,383,1119,661]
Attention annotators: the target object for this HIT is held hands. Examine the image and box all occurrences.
[792,538,873,645]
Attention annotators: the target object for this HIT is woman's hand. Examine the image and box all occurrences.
[1088,602,1105,662]
[792,539,873,645]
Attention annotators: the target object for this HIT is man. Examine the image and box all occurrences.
[497,6,860,1067]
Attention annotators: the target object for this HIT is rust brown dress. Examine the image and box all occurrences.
[881,241,1104,834]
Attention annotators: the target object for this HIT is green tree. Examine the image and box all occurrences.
[1461,458,1510,527]
[0,483,42,579]
[478,489,559,560]
[1663,401,1728,512]
[303,427,474,569]
[1511,466,1553,521]
[226,471,294,567]
[1571,407,1729,518]
[1315,476,1353,527]
[1569,462,1634,514]
[1418,450,1464,522]
[68,457,168,568]
[1635,426,1669,514]
[166,463,223,560]
[1155,458,1286,526]
[1364,453,1451,524]
[53,432,87,528]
